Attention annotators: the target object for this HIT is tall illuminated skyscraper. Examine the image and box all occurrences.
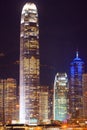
[53,73,68,121]
[69,51,84,118]
[19,3,40,125]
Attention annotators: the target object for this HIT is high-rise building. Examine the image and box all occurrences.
[48,87,53,121]
[0,79,4,124]
[0,78,17,124]
[69,51,85,118]
[82,74,87,118]
[53,73,68,121]
[19,3,40,125]
[39,86,48,123]
[39,86,50,124]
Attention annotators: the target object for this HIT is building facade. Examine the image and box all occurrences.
[0,79,4,124]
[39,86,50,124]
[82,74,87,118]
[19,3,40,125]
[39,92,48,123]
[0,78,17,124]
[53,73,68,121]
[69,51,85,118]
[48,87,54,121]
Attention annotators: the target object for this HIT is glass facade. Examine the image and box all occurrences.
[69,51,84,118]
[19,3,40,125]
[53,73,68,121]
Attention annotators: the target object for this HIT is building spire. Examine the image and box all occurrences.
[76,49,79,58]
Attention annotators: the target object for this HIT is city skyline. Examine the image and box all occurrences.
[0,0,87,84]
[0,1,87,127]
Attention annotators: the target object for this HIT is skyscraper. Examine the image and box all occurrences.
[39,86,49,124]
[69,51,84,118]
[82,74,87,118]
[53,73,68,121]
[19,3,40,125]
[0,78,17,124]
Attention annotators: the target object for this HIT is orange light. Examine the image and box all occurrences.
[35,127,42,130]
[62,124,67,128]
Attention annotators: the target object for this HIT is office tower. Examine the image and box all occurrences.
[48,87,53,121]
[82,74,87,118]
[39,86,49,124]
[69,51,84,118]
[0,78,17,124]
[0,79,4,124]
[53,73,68,121]
[20,3,40,125]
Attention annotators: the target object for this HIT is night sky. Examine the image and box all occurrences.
[0,0,87,85]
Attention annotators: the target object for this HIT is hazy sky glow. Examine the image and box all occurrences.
[0,0,87,84]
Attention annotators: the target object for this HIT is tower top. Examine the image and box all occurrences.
[71,49,84,65]
[76,49,79,58]
[22,2,37,14]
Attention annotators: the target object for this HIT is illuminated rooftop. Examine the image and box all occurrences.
[71,50,84,64]
[22,3,37,14]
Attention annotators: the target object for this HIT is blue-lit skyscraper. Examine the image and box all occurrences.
[53,73,68,121]
[69,51,85,118]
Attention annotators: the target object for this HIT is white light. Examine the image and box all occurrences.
[22,3,37,14]
[59,83,66,86]
[20,32,24,37]
[21,16,24,24]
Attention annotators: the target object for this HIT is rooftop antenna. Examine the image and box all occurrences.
[76,49,79,58]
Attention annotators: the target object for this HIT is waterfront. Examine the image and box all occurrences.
[0,124,87,130]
